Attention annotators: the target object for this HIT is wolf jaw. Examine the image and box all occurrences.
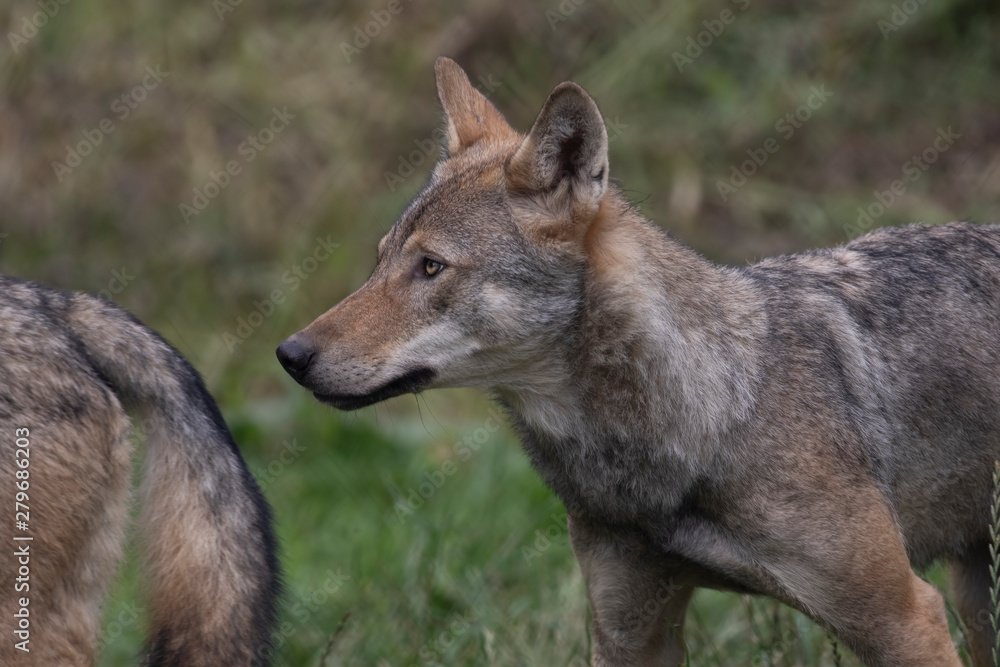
[312,366,436,410]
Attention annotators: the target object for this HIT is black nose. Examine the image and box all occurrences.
[276,336,315,380]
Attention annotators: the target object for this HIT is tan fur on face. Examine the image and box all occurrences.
[297,279,417,389]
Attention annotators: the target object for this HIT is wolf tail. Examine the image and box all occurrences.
[67,293,280,666]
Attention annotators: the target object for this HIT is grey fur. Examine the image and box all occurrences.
[279,57,992,666]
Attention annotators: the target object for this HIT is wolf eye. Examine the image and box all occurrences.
[423,258,444,277]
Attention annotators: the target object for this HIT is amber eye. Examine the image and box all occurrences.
[423,258,444,277]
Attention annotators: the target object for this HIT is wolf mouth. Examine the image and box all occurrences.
[313,367,436,411]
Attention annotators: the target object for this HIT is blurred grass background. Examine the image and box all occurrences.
[2,0,1000,664]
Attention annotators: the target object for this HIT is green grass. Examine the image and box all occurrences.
[3,0,1000,663]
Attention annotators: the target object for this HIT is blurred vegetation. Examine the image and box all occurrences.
[2,0,999,664]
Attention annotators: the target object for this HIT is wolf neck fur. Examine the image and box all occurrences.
[501,193,765,467]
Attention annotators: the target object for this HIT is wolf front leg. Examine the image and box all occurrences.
[950,542,996,667]
[568,516,694,667]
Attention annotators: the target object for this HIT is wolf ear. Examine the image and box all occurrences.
[507,81,609,221]
[434,57,513,155]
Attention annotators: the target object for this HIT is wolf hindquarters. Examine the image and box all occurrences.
[0,377,133,665]
[0,279,280,665]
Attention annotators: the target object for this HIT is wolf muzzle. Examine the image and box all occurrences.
[276,334,435,410]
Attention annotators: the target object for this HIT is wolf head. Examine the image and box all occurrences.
[277,57,612,410]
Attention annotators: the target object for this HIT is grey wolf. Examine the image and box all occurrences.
[0,276,280,666]
[277,57,996,666]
